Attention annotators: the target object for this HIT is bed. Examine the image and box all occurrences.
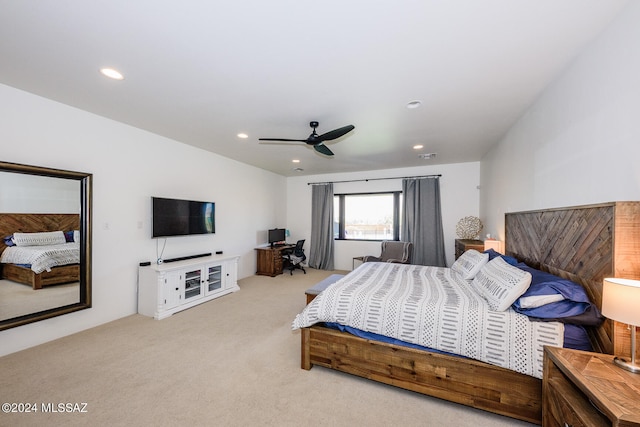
[0,213,80,290]
[294,202,640,424]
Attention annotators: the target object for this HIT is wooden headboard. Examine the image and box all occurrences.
[0,213,80,253]
[505,201,640,357]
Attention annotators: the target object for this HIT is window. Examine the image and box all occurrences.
[334,192,402,240]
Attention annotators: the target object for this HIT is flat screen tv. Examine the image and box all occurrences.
[152,197,215,238]
[268,228,286,247]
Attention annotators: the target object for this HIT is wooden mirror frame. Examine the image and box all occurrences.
[0,161,92,331]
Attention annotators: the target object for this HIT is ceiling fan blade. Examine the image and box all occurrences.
[258,138,308,142]
[314,144,334,156]
[316,125,355,142]
[258,141,305,147]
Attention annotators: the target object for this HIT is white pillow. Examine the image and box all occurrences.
[12,231,66,247]
[73,230,80,243]
[517,294,565,309]
[451,249,489,280]
[473,257,532,311]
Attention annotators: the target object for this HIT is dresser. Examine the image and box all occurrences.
[543,346,640,427]
[454,239,484,259]
[255,245,295,277]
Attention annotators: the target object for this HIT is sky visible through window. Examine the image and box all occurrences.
[339,194,396,240]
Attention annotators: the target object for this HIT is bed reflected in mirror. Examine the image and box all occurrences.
[0,162,92,330]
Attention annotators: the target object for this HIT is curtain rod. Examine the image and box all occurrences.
[307,174,441,185]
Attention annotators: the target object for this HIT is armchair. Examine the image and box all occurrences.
[362,241,413,264]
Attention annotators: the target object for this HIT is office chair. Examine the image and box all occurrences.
[362,241,413,264]
[283,239,306,275]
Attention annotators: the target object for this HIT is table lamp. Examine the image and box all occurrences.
[483,239,503,254]
[601,277,640,373]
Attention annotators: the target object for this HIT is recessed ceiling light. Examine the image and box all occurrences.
[413,144,424,150]
[406,100,422,109]
[292,159,300,163]
[100,68,124,80]
[237,133,248,139]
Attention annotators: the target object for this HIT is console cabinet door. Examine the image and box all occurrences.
[204,264,224,296]
[225,258,238,288]
[183,268,204,301]
[162,272,182,310]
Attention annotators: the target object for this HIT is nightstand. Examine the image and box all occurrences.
[543,346,640,427]
[454,239,484,259]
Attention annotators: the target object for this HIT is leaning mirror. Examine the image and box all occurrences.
[0,161,91,331]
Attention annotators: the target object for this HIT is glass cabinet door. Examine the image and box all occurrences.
[183,268,203,300]
[206,265,223,294]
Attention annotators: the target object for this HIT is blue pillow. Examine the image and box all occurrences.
[3,235,15,247]
[483,248,518,266]
[512,263,603,325]
[64,231,75,242]
[563,324,593,351]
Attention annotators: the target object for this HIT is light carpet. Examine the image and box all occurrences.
[0,268,535,427]
[0,279,79,321]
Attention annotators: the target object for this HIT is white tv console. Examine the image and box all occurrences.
[138,254,239,319]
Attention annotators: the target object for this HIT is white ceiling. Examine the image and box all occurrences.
[0,0,628,176]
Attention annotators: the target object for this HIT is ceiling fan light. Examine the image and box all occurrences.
[419,153,437,159]
[100,67,124,80]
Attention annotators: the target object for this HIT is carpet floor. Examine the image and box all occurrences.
[0,279,78,321]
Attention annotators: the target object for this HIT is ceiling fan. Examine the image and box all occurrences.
[259,121,355,156]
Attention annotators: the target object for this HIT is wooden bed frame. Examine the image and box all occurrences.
[0,213,80,290]
[300,202,640,424]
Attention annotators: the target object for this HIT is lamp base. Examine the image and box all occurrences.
[613,356,640,374]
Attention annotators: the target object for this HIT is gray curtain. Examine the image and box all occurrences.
[402,177,446,266]
[308,183,334,270]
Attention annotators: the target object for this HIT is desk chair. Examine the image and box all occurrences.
[362,241,413,264]
[283,239,306,275]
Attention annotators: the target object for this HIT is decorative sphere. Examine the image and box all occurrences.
[456,216,483,239]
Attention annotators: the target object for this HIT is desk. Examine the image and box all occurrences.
[255,245,295,277]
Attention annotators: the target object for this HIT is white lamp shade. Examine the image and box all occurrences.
[602,278,640,326]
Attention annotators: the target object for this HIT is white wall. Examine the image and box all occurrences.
[480,1,640,239]
[0,172,79,213]
[0,83,286,356]
[286,162,480,270]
